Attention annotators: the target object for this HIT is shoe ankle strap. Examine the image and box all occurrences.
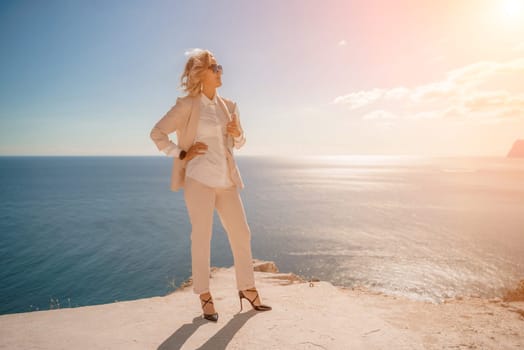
[200,296,213,307]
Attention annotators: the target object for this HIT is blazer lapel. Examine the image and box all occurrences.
[183,94,201,148]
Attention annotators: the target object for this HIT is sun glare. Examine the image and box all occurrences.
[501,0,523,20]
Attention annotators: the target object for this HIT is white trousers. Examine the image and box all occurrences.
[183,176,256,294]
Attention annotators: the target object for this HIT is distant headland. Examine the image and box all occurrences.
[507,139,524,158]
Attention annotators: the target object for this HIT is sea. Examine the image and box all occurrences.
[0,155,523,315]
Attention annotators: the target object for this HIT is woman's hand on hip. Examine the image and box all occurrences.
[226,113,241,138]
[186,142,208,161]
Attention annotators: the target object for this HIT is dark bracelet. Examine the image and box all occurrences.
[179,150,187,160]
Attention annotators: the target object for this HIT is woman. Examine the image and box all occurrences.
[149,49,271,322]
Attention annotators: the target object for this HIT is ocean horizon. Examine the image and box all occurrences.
[1,155,523,315]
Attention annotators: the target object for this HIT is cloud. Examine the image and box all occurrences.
[384,87,410,100]
[410,81,456,102]
[337,40,347,47]
[463,91,524,112]
[333,58,524,123]
[332,88,384,109]
[445,59,524,87]
[362,110,397,120]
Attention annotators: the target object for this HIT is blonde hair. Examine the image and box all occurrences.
[179,49,215,96]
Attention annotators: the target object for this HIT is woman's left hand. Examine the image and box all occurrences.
[226,113,241,138]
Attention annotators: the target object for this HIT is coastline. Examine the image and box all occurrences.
[1,260,523,349]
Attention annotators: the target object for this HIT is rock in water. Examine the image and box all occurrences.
[253,259,279,273]
[507,139,524,158]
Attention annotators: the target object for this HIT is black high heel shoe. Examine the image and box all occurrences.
[200,294,219,322]
[238,288,272,311]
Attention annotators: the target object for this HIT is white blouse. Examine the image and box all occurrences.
[160,92,243,188]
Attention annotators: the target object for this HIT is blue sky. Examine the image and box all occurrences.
[1,0,523,156]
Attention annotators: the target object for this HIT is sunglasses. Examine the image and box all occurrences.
[208,64,223,73]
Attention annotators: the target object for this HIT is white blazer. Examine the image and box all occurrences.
[150,93,246,191]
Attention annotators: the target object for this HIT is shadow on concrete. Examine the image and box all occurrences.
[158,309,258,350]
